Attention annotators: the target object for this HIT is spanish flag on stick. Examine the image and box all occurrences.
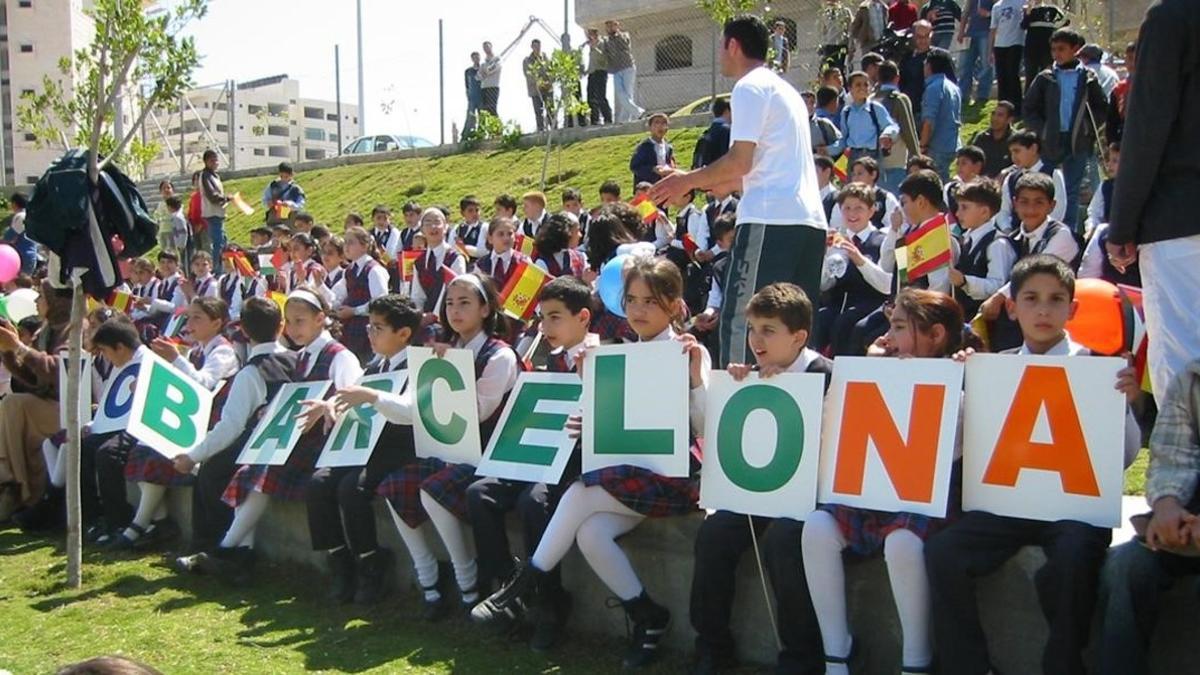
[224,251,256,278]
[398,250,422,282]
[513,232,536,257]
[630,194,660,225]
[105,290,136,314]
[499,261,552,321]
[899,214,952,283]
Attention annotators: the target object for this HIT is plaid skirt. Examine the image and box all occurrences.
[819,504,947,557]
[419,461,479,522]
[375,457,445,528]
[124,444,195,487]
[222,435,323,507]
[341,315,371,363]
[580,465,699,518]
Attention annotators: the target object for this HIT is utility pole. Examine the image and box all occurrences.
[227,80,236,171]
[357,0,365,133]
[438,19,445,146]
[335,45,343,155]
[179,94,186,175]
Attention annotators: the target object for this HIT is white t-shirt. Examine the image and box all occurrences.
[990,0,1026,48]
[728,66,827,229]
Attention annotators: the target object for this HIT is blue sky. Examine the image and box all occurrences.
[183,0,583,144]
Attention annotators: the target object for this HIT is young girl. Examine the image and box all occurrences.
[373,273,520,620]
[283,233,325,294]
[112,297,241,550]
[801,288,964,675]
[473,217,529,289]
[472,257,709,669]
[533,213,587,278]
[215,290,363,581]
[409,208,467,315]
[321,236,347,290]
[326,227,389,363]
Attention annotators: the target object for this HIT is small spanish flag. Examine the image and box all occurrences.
[269,291,288,314]
[499,261,552,321]
[276,203,291,220]
[224,251,256,278]
[514,232,536,256]
[231,192,255,216]
[441,265,459,284]
[900,214,952,282]
[106,290,135,314]
[630,194,659,225]
[399,250,421,281]
[832,154,849,183]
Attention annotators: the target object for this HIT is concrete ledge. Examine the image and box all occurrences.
[137,483,1199,673]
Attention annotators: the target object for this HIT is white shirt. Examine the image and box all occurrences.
[149,273,184,315]
[475,249,517,279]
[1078,222,1111,280]
[668,204,711,252]
[821,224,893,295]
[172,336,240,391]
[1084,187,1107,237]
[329,254,391,316]
[300,330,364,390]
[373,226,404,261]
[409,242,468,310]
[729,66,827,229]
[1086,62,1120,98]
[990,0,1026,48]
[228,276,267,323]
[189,274,221,301]
[997,162,1068,229]
[369,348,409,374]
[878,217,959,294]
[957,219,1018,301]
[454,220,489,258]
[187,342,286,463]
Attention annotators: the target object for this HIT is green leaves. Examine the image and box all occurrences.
[695,0,761,25]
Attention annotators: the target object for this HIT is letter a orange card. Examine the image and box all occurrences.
[962,354,1127,528]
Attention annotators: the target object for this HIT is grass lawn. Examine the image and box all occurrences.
[0,528,705,674]
[1124,448,1149,496]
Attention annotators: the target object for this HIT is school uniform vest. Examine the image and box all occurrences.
[472,337,524,445]
[868,187,889,230]
[1101,178,1114,223]
[705,199,738,231]
[372,227,397,252]
[954,228,1014,319]
[219,274,239,306]
[399,227,418,251]
[289,260,322,291]
[708,250,730,307]
[832,230,888,309]
[519,218,539,238]
[154,277,180,330]
[244,351,299,431]
[365,356,416,465]
[1005,164,1055,229]
[805,354,835,391]
[537,249,586,278]
[458,223,484,253]
[189,337,234,430]
[1010,219,1069,259]
[821,191,838,222]
[293,341,347,453]
[342,260,378,355]
[196,276,215,298]
[414,249,462,313]
[674,209,708,250]
[324,265,345,290]
[1097,227,1142,287]
[476,252,528,289]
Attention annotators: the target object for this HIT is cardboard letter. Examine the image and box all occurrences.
[127,353,215,458]
[476,372,583,483]
[411,347,483,465]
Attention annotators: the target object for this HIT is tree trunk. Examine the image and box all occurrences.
[540,124,554,190]
[64,276,86,588]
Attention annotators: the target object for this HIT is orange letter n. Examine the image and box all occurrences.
[833,382,945,502]
[982,365,1100,496]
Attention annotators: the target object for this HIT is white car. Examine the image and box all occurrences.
[342,134,436,154]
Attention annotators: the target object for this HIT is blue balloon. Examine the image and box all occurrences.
[598,254,629,317]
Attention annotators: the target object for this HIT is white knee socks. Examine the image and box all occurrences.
[385,501,440,601]
[221,491,270,549]
[884,529,933,670]
[576,511,644,600]
[419,490,478,602]
[124,483,167,539]
[42,438,65,488]
[801,510,852,674]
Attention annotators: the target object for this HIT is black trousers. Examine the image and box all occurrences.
[587,70,612,125]
[307,450,403,553]
[93,432,136,529]
[79,430,121,526]
[479,87,499,116]
[531,92,555,132]
[192,445,240,550]
[993,46,1024,112]
[467,477,565,595]
[689,512,824,674]
[925,511,1112,675]
[816,299,885,356]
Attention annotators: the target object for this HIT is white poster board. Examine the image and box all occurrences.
[316,370,409,468]
[126,352,216,459]
[476,372,583,483]
[410,347,483,465]
[235,380,332,465]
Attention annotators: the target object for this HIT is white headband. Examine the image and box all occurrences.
[286,289,324,311]
[419,207,447,225]
[449,273,488,299]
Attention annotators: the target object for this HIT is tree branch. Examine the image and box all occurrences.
[98,92,157,171]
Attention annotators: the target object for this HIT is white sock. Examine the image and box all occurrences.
[884,529,933,669]
[420,489,478,601]
[576,511,644,600]
[42,438,65,488]
[531,482,640,573]
[221,491,270,549]
[125,483,167,538]
[385,500,439,599]
[801,510,852,669]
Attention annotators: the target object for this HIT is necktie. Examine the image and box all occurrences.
[297,350,311,377]
[495,256,506,281]
[961,235,974,261]
[189,348,204,369]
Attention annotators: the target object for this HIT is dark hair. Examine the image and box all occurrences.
[585,203,637,270]
[241,296,283,343]
[712,98,730,117]
[624,257,686,331]
[899,170,946,209]
[893,289,964,357]
[906,154,937,172]
[647,112,670,126]
[1008,129,1042,150]
[1010,254,1075,300]
[17,314,44,336]
[191,296,230,326]
[494,193,518,212]
[310,225,331,241]
[164,196,182,210]
[846,70,870,88]
[92,319,142,351]
[955,145,986,165]
[837,182,878,207]
[9,192,28,209]
[599,180,622,199]
[202,149,217,162]
[1050,27,1086,49]
[345,212,365,227]
[813,155,836,172]
[55,655,162,675]
[878,60,900,84]
[321,235,345,257]
[294,212,314,226]
[487,216,517,237]
[956,178,1002,214]
[459,195,481,211]
[290,232,317,253]
[535,213,572,257]
[561,187,583,204]
[711,212,737,242]
[539,276,594,315]
[994,100,1016,117]
[191,250,213,265]
[278,161,294,174]
[368,294,421,333]
[1107,141,1121,157]
[402,200,422,215]
[861,52,884,70]
[370,204,391,218]
[850,156,879,177]
[438,273,503,341]
[815,86,840,108]
[925,47,955,77]
[1014,172,1056,201]
[723,15,769,61]
[156,250,179,263]
[746,282,813,333]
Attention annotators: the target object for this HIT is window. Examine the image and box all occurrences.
[326,113,338,122]
[329,134,338,143]
[20,89,33,96]
[23,132,35,141]
[216,123,228,132]
[303,106,324,120]
[19,43,33,53]
[247,104,263,115]
[25,176,39,185]
[655,35,692,71]
[267,125,288,137]
[304,127,324,141]
[268,146,290,158]
[18,1,32,8]
[304,148,325,160]
[253,148,265,156]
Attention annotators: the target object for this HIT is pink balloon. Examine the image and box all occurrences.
[0,244,20,283]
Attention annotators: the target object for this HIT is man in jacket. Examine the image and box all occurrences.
[523,40,554,132]
[199,150,229,274]
[1021,27,1107,233]
[604,20,644,123]
[463,51,483,136]
[584,28,613,126]
[631,114,675,186]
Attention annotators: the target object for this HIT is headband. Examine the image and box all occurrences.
[449,273,488,300]
[286,289,324,311]
[419,207,447,224]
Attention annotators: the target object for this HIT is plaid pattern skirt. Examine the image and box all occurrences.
[819,504,946,557]
[419,461,478,522]
[375,457,447,528]
[341,315,371,362]
[222,437,322,507]
[124,444,195,487]
[580,465,699,518]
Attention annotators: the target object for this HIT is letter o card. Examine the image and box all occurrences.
[963,354,1127,528]
[476,372,583,483]
[91,359,143,434]
[410,347,482,465]
[127,352,216,458]
[700,371,825,519]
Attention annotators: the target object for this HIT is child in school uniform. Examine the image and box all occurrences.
[533,213,587,279]
[815,155,840,223]
[816,182,891,355]
[561,188,589,243]
[949,179,1018,322]
[1079,143,1140,287]
[493,193,518,221]
[370,205,404,261]
[454,196,488,262]
[944,145,986,229]
[688,283,830,674]
[472,257,709,669]
[305,294,420,604]
[372,273,521,620]
[474,217,530,289]
[136,251,184,338]
[926,255,1142,675]
[409,208,468,317]
[997,130,1068,231]
[829,157,902,232]
[320,236,347,290]
[182,251,220,303]
[692,213,737,358]
[111,297,240,551]
[282,233,325,294]
[172,298,297,564]
[326,226,390,364]
[805,288,967,675]
[464,276,596,651]
[202,291,362,584]
[519,191,549,238]
[399,201,423,252]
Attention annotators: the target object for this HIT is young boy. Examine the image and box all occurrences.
[926,254,1141,675]
[128,257,159,325]
[519,191,548,238]
[829,157,901,231]
[182,251,220,303]
[1079,143,1139,287]
[293,212,315,234]
[883,170,957,295]
[306,294,421,604]
[344,213,365,230]
[138,251,184,334]
[839,71,899,164]
[598,180,621,205]
[466,276,596,650]
[561,188,588,241]
[494,193,518,220]
[249,226,274,256]
[166,196,189,261]
[370,205,403,260]
[998,130,1067,230]
[399,201,422,251]
[454,196,488,261]
[817,183,891,355]
[944,145,986,227]
[694,213,738,357]
[815,155,840,222]
[409,209,467,314]
[688,282,829,674]
[174,297,298,576]
[949,179,1017,320]
[473,217,529,288]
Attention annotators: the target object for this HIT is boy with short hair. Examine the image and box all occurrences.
[454,196,487,261]
[598,181,621,205]
[817,183,892,355]
[884,169,956,295]
[694,213,738,356]
[519,191,548,238]
[293,212,315,233]
[370,205,403,260]
[165,196,189,261]
[927,254,1141,675]
[139,251,185,333]
[839,71,899,164]
[949,178,1016,319]
[561,188,588,240]
[249,227,273,256]
[493,193,518,219]
[400,201,423,249]
[998,130,1068,230]
[830,157,902,231]
[689,282,829,674]
[473,217,528,289]
[814,156,840,222]
[874,60,921,193]
[944,145,986,226]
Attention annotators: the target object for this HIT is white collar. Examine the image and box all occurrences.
[848,224,877,242]
[195,273,213,285]
[720,196,736,210]
[820,183,837,198]
[642,326,677,343]
[129,345,150,366]
[248,342,284,359]
[527,212,546,225]
[964,218,997,244]
[353,254,374,268]
[457,330,489,356]
[161,272,180,283]
[1020,218,1052,242]
[304,330,334,361]
[785,347,822,373]
[493,249,513,263]
[375,347,408,371]
[1031,160,1047,173]
[1018,334,1087,356]
[549,333,598,370]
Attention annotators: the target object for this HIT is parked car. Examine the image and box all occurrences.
[671,93,731,118]
[342,134,436,154]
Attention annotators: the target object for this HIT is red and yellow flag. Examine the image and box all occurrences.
[441,265,459,285]
[630,194,659,225]
[398,250,421,282]
[514,232,536,256]
[901,214,952,281]
[499,261,552,321]
[682,233,700,255]
[269,291,288,314]
[106,290,135,314]
[224,251,256,278]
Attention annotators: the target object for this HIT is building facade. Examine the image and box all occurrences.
[145,74,360,179]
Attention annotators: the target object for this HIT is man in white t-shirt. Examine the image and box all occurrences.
[649,15,827,367]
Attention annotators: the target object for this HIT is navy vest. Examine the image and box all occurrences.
[832,229,888,309]
[954,228,1015,319]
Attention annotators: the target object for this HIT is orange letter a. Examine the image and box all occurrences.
[981,365,1100,496]
[833,382,946,502]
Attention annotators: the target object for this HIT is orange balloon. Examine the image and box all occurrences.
[1065,278,1124,355]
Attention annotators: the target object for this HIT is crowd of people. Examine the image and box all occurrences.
[0,3,1198,675]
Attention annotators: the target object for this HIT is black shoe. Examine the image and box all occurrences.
[353,548,393,605]
[689,644,735,675]
[620,591,671,669]
[529,589,571,652]
[327,547,357,604]
[13,486,64,532]
[470,561,544,627]
[106,523,149,552]
[84,520,111,544]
